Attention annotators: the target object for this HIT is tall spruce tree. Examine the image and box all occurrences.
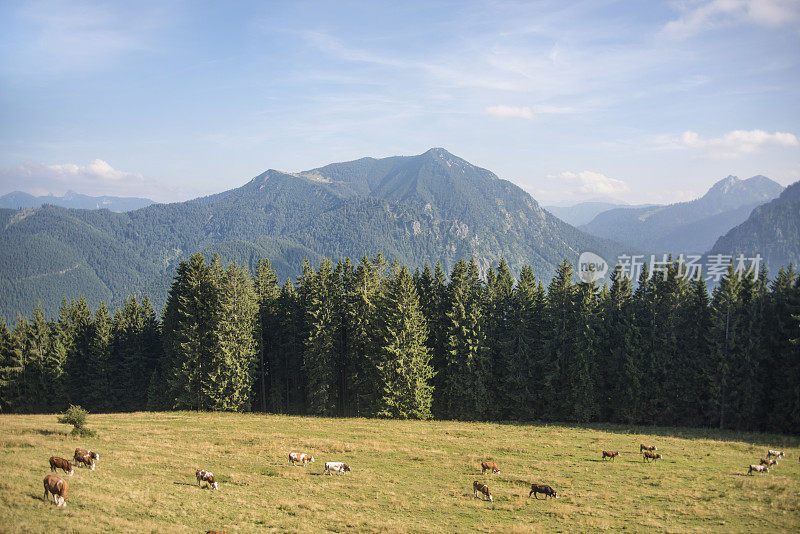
[254,259,281,412]
[502,265,546,420]
[162,253,216,410]
[484,259,514,419]
[442,259,489,420]
[83,303,112,412]
[375,266,434,419]
[595,266,634,423]
[709,263,742,429]
[0,316,21,413]
[302,258,339,416]
[545,260,576,421]
[204,262,258,411]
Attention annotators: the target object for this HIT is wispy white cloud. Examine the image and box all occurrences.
[547,170,629,196]
[13,0,168,73]
[662,0,800,39]
[0,159,164,199]
[672,129,799,158]
[485,105,534,120]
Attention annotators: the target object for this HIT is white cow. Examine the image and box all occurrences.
[323,462,351,475]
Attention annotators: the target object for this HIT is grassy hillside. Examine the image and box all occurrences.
[1,412,798,532]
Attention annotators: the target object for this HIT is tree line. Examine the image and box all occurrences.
[1,252,798,434]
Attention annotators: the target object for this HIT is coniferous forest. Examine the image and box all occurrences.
[1,252,798,434]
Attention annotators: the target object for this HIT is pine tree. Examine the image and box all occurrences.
[764,266,800,433]
[442,259,489,420]
[204,262,258,411]
[570,278,599,422]
[484,259,514,419]
[162,253,216,410]
[375,266,434,419]
[83,302,112,412]
[675,277,713,427]
[346,255,385,416]
[302,258,339,416]
[502,265,546,420]
[599,266,640,424]
[111,296,161,411]
[545,260,576,421]
[278,278,304,413]
[254,259,281,412]
[709,263,742,429]
[0,316,23,413]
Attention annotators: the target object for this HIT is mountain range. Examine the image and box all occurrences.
[0,148,623,319]
[709,180,800,275]
[577,175,784,254]
[0,190,155,212]
[545,201,654,227]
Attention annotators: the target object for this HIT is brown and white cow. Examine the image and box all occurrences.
[43,474,68,507]
[481,461,499,474]
[473,481,493,502]
[74,448,99,462]
[288,452,315,466]
[760,458,777,467]
[49,456,74,476]
[640,444,657,452]
[767,449,784,459]
[323,462,351,475]
[748,464,768,475]
[74,452,95,471]
[196,469,218,490]
[529,483,558,500]
[602,451,619,461]
[643,451,662,462]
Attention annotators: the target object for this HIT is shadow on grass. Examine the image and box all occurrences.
[26,429,68,437]
[172,482,195,487]
[496,420,799,448]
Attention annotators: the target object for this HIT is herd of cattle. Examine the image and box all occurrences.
[748,449,788,475]
[40,441,797,511]
[42,449,99,507]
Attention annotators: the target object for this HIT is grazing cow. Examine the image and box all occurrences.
[481,461,499,474]
[473,481,493,502]
[74,448,99,462]
[601,451,619,461]
[49,456,74,476]
[748,464,768,475]
[196,469,218,490]
[529,483,558,500]
[74,453,95,471]
[640,444,657,452]
[288,452,315,466]
[642,451,662,462]
[323,462,351,475]
[43,474,68,507]
[767,450,784,459]
[760,458,777,467]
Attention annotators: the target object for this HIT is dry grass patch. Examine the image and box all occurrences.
[0,413,799,532]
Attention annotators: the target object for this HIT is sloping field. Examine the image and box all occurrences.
[0,412,798,532]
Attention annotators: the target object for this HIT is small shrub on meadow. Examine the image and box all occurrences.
[57,404,96,437]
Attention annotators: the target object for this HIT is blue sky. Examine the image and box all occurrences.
[1,0,798,204]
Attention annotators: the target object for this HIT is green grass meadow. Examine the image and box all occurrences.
[0,412,798,532]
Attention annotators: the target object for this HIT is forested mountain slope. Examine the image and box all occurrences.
[709,180,800,273]
[579,175,783,253]
[0,148,621,318]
